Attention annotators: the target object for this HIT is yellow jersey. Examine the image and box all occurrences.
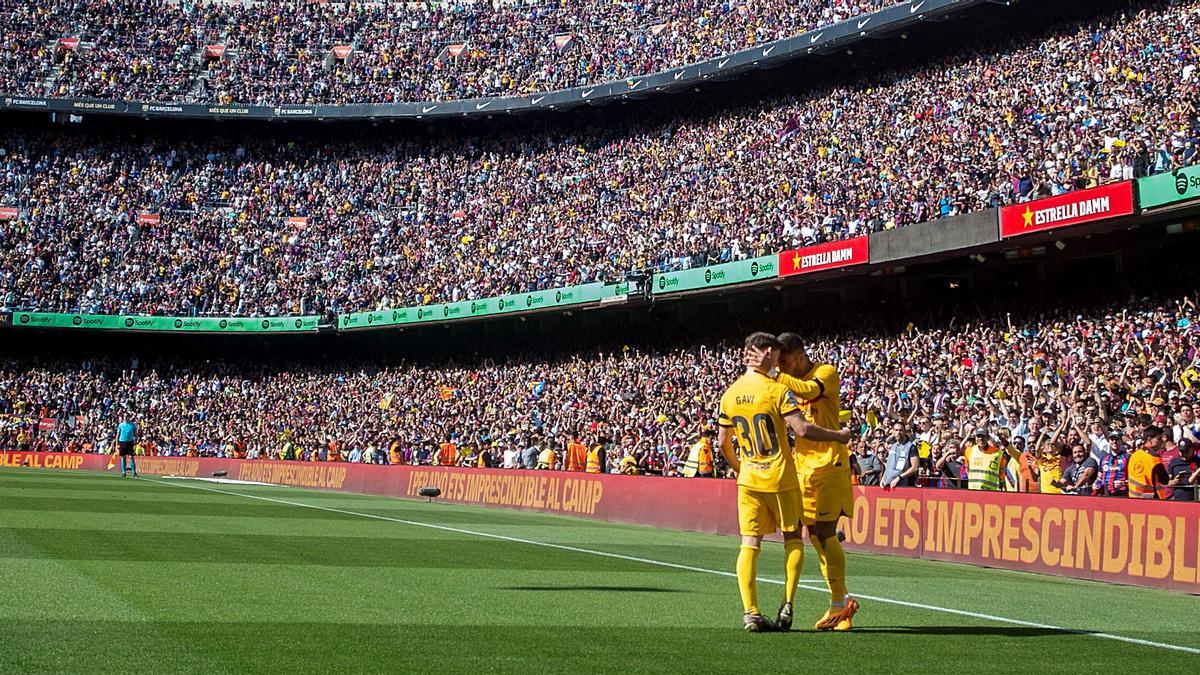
[777,363,849,476]
[718,371,802,492]
[1038,459,1063,495]
[619,455,639,475]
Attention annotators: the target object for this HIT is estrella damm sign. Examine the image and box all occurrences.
[778,237,869,277]
[1000,181,1134,238]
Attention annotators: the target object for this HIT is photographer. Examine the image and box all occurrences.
[882,422,920,488]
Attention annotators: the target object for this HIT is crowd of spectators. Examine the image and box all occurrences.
[2,1,1199,317]
[0,0,895,105]
[3,273,1200,499]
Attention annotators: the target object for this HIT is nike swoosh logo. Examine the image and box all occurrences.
[627,79,641,90]
[581,88,594,98]
[422,105,436,113]
[531,96,545,104]
[674,70,686,80]
[910,0,926,13]
[762,46,775,57]
[810,32,824,44]
[475,101,491,110]
[718,58,730,68]
[857,17,871,29]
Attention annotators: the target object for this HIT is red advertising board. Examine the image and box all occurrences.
[204,44,226,59]
[1,452,741,531]
[1,451,87,471]
[778,236,869,277]
[843,486,1200,593]
[999,181,1135,238]
[331,45,352,59]
[58,37,80,51]
[6,452,1197,592]
[136,212,160,226]
[285,216,309,228]
[0,206,17,220]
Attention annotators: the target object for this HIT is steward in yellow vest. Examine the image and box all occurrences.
[965,431,1005,491]
[681,431,716,477]
[1128,428,1170,499]
[586,445,604,473]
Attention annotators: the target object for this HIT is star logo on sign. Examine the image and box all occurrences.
[792,252,803,269]
[1021,206,1034,228]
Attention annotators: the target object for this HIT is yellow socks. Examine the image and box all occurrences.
[811,533,848,605]
[736,545,760,614]
[783,538,804,603]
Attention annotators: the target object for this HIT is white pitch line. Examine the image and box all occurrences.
[144,478,1200,656]
[159,475,281,487]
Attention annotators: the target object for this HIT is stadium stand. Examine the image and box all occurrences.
[0,0,895,104]
[5,4,1200,668]
[2,0,1200,500]
[2,0,1198,318]
[3,258,1199,501]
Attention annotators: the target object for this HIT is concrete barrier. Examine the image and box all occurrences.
[870,208,998,264]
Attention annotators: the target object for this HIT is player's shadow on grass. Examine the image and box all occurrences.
[851,626,1071,637]
[499,585,688,593]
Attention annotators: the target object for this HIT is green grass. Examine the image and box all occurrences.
[1,469,1197,673]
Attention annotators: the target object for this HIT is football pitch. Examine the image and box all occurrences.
[1,470,1197,673]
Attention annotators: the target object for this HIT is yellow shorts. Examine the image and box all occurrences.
[737,486,802,537]
[799,469,854,525]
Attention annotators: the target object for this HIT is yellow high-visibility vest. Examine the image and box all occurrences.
[966,446,1004,491]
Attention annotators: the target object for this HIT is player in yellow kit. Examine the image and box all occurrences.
[718,332,853,632]
[748,332,858,631]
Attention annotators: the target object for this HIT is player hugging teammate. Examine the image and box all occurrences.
[717,332,859,632]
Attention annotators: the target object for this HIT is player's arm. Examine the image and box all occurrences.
[783,411,852,445]
[744,346,825,400]
[775,371,824,401]
[716,397,740,475]
[716,425,740,476]
[777,385,851,444]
